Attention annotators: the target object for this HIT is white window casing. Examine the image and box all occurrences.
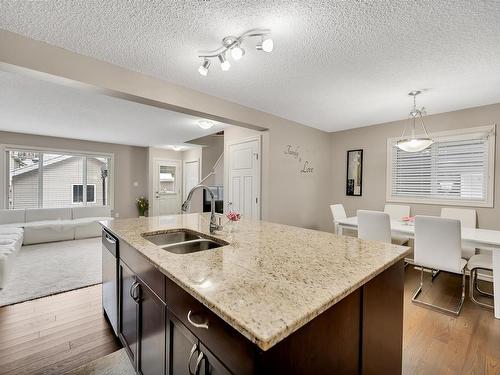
[386,125,496,207]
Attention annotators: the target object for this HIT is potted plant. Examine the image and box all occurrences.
[136,197,149,217]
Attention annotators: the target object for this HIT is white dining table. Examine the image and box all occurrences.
[336,216,500,319]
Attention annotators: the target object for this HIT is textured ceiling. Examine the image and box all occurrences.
[1,1,500,132]
[0,71,228,148]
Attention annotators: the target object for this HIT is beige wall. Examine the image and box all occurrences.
[330,103,500,230]
[0,31,333,231]
[0,130,148,218]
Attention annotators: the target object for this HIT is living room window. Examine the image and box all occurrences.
[386,125,495,207]
[4,147,112,209]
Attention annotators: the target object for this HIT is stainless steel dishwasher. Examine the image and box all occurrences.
[102,229,119,336]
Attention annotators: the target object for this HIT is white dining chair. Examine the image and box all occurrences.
[384,204,411,245]
[441,207,477,259]
[412,216,466,316]
[467,253,494,310]
[330,204,347,234]
[357,210,392,243]
[384,204,410,220]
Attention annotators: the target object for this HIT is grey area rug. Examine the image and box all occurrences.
[0,237,102,307]
[64,349,134,375]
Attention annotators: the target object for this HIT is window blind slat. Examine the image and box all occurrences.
[390,134,490,204]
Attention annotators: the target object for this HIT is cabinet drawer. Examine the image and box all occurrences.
[165,277,256,375]
[120,240,165,302]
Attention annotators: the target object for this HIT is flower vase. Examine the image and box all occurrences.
[227,220,239,233]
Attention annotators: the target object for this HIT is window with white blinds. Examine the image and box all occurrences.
[386,126,495,207]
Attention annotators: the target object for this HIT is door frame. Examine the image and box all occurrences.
[182,157,201,201]
[150,158,182,216]
[224,135,262,219]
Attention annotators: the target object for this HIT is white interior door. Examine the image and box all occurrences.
[183,159,200,200]
[152,159,181,216]
[227,137,261,219]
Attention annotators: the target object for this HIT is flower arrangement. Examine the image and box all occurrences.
[226,211,241,222]
[225,211,241,233]
[136,196,149,217]
[401,216,415,225]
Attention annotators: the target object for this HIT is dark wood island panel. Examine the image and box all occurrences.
[111,235,404,374]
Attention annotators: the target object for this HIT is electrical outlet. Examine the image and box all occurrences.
[114,212,120,218]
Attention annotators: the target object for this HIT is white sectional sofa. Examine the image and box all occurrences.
[0,206,112,288]
[0,227,23,289]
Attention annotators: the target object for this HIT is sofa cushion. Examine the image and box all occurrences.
[23,223,75,245]
[0,227,24,236]
[0,234,23,243]
[73,217,111,239]
[0,240,16,250]
[72,206,112,219]
[26,208,72,222]
[23,219,76,229]
[0,209,25,225]
[0,223,25,229]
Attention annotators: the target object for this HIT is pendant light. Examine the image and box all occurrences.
[396,91,433,152]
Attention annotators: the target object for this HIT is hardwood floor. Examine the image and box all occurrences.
[0,285,121,375]
[403,267,500,374]
[1,269,500,374]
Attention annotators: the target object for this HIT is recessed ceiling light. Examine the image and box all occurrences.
[170,145,183,151]
[198,120,215,129]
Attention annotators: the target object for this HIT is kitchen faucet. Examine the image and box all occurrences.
[181,184,222,233]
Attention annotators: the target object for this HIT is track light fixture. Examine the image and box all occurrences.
[198,59,210,76]
[218,53,231,71]
[197,29,273,76]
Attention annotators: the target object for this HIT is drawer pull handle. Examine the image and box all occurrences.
[187,310,209,329]
[104,234,116,244]
[187,343,198,375]
[194,352,205,375]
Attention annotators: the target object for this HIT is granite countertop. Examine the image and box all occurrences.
[101,213,409,351]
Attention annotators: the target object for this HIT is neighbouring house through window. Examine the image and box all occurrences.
[72,184,96,204]
[3,147,112,209]
[386,125,495,207]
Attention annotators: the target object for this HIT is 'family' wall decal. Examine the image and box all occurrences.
[283,145,314,174]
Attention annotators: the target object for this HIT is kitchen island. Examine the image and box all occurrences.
[101,213,410,374]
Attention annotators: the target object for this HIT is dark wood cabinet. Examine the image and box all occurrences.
[118,260,138,367]
[166,313,199,375]
[198,343,231,375]
[166,313,230,375]
[137,278,166,375]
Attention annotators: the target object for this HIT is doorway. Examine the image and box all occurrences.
[226,136,261,220]
[151,159,182,216]
[183,159,200,200]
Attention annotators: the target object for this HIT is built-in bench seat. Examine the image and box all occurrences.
[0,206,113,288]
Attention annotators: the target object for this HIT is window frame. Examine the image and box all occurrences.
[71,183,97,204]
[1,144,114,209]
[386,125,496,208]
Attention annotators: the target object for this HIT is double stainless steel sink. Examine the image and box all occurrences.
[142,229,228,254]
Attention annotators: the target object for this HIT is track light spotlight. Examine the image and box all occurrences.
[218,53,231,71]
[231,44,245,60]
[256,37,273,52]
[198,59,210,76]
